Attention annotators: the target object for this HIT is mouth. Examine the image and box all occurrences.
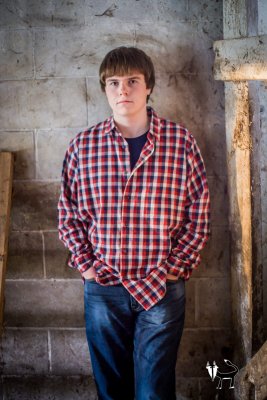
[116,100,133,105]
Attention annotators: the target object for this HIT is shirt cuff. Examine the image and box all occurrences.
[165,254,189,279]
[69,252,96,274]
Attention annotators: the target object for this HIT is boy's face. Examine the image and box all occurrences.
[105,72,151,119]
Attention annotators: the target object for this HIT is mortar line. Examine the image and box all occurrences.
[4,326,229,332]
[0,128,33,132]
[1,374,4,400]
[33,128,37,180]
[1,374,91,378]
[5,327,86,331]
[9,229,58,234]
[186,0,189,19]
[133,24,137,47]
[32,28,36,79]
[85,78,89,126]
[48,329,52,373]
[198,378,201,398]
[41,231,46,279]
[13,178,61,183]
[195,279,199,326]
[0,76,100,82]
[5,278,81,282]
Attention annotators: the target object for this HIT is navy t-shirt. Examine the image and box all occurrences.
[125,131,148,170]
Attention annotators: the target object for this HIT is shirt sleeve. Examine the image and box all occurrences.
[165,135,210,279]
[58,138,96,274]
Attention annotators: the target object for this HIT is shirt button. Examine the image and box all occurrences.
[122,249,127,255]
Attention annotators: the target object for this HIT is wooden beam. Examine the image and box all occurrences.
[225,81,252,365]
[0,152,14,333]
[214,35,267,81]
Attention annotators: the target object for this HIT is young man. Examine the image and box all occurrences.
[58,47,210,400]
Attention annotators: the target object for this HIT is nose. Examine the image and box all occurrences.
[119,81,128,96]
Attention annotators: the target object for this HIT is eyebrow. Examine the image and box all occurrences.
[106,76,142,82]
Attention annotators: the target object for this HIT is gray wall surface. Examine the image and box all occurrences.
[0,1,234,399]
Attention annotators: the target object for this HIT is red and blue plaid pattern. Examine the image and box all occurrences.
[58,107,210,310]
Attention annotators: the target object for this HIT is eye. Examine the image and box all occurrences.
[129,79,137,85]
[108,81,119,87]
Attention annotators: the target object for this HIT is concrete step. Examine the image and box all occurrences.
[0,328,91,376]
[1,327,235,399]
[1,376,97,400]
[0,375,235,400]
[4,280,84,328]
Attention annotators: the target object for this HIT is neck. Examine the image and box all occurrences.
[114,108,149,138]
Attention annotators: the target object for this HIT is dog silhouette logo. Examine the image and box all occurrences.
[206,359,239,389]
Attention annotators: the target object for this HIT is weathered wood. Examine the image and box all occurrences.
[225,81,252,366]
[235,340,267,400]
[218,2,265,399]
[249,82,264,355]
[246,0,258,37]
[0,152,14,332]
[214,35,267,81]
[223,0,248,39]
[221,0,258,373]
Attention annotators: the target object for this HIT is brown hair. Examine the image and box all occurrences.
[99,46,155,100]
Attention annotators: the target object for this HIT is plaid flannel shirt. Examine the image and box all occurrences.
[58,107,210,310]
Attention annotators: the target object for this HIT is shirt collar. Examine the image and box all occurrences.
[102,107,161,143]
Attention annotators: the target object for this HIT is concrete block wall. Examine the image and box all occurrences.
[0,1,233,399]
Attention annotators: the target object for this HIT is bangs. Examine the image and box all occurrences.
[102,63,143,81]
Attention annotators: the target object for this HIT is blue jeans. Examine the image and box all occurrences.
[84,279,185,400]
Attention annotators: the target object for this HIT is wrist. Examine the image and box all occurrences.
[166,273,179,281]
[82,267,96,280]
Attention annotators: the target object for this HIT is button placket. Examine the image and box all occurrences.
[119,136,155,273]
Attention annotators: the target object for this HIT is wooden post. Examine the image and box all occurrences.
[222,0,254,368]
[224,81,252,365]
[215,0,267,368]
[249,81,264,355]
[0,152,14,334]
[213,1,267,397]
